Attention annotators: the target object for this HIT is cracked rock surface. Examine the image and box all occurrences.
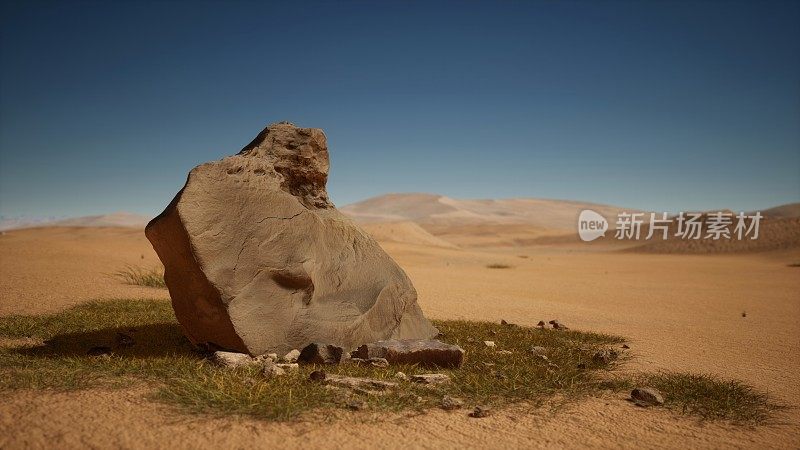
[145,122,438,355]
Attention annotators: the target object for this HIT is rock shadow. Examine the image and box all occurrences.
[13,322,203,359]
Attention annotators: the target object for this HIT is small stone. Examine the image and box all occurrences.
[211,351,254,368]
[326,374,398,391]
[298,343,345,365]
[87,346,112,357]
[263,362,285,379]
[369,357,389,368]
[283,349,300,363]
[353,339,464,368]
[548,320,568,330]
[267,353,278,360]
[394,371,409,381]
[631,387,664,407]
[530,346,547,354]
[440,395,464,410]
[741,312,747,318]
[621,344,630,350]
[254,354,276,364]
[346,399,367,411]
[536,321,546,328]
[411,373,451,384]
[309,370,327,382]
[500,319,510,326]
[482,362,495,367]
[484,341,496,348]
[496,350,513,355]
[275,363,299,372]
[469,406,491,418]
[348,357,390,368]
[488,330,497,336]
[592,348,620,365]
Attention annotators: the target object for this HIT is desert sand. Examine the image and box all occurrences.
[1,217,799,448]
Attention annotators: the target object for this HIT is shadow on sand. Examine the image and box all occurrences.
[14,323,202,359]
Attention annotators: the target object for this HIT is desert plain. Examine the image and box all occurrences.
[1,195,799,449]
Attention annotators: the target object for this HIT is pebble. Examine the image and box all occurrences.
[469,406,491,418]
[440,395,464,410]
[631,387,664,407]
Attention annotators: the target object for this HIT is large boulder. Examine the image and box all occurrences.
[146,122,438,355]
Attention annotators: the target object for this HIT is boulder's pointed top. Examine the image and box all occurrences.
[237,122,332,209]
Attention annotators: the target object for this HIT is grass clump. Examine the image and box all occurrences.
[0,300,781,424]
[114,265,166,288]
[638,372,784,423]
[486,263,512,269]
[0,299,624,420]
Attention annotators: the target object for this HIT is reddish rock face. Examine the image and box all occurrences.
[146,122,438,355]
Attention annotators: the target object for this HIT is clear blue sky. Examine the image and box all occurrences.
[1,0,798,218]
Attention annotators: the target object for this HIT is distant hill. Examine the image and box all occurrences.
[341,193,639,231]
[760,202,800,218]
[0,212,149,231]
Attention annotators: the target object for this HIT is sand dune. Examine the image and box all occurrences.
[628,216,800,254]
[342,193,641,230]
[359,221,459,249]
[345,194,800,253]
[50,212,150,228]
[0,212,149,231]
[761,202,800,218]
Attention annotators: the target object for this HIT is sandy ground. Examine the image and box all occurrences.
[1,226,799,449]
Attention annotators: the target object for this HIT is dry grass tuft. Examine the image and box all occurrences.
[114,265,166,288]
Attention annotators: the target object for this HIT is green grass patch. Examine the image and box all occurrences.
[0,299,780,424]
[638,372,785,423]
[113,265,166,288]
